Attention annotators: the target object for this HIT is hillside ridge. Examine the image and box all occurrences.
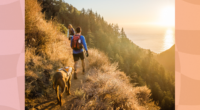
[25,0,160,109]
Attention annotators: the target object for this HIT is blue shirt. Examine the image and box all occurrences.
[71,35,88,54]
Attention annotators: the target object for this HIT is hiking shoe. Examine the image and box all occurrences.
[74,72,78,79]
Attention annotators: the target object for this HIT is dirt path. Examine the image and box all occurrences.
[27,60,88,110]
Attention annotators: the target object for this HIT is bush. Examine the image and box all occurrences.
[70,49,160,110]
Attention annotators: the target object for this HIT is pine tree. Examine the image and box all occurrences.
[38,1,175,109]
[86,30,94,47]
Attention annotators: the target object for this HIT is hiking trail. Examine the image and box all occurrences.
[26,60,88,110]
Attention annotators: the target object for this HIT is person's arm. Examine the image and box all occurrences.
[81,36,88,51]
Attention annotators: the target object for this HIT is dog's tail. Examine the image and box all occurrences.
[57,85,60,101]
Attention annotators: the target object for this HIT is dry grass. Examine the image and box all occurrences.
[69,49,160,110]
[25,0,160,109]
[25,0,73,99]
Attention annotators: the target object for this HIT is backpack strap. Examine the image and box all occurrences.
[74,35,81,38]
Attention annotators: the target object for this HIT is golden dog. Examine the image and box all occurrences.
[52,67,73,106]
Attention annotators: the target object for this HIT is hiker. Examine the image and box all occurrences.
[71,26,89,79]
[68,24,75,40]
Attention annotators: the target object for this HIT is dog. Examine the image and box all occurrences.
[52,66,73,106]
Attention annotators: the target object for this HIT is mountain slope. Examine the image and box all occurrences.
[25,0,159,109]
[156,45,175,72]
[37,0,175,110]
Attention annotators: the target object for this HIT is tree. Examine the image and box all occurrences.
[120,28,127,38]
[38,0,175,109]
[86,30,94,47]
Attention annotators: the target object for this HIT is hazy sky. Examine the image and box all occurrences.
[64,0,175,53]
[64,0,175,28]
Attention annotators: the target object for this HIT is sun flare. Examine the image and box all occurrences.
[157,6,175,27]
[135,6,175,28]
[163,29,175,50]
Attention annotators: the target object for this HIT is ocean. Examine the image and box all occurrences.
[123,26,175,53]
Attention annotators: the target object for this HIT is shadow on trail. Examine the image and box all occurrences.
[34,98,58,110]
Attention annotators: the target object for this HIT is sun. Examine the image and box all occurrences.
[157,6,175,27]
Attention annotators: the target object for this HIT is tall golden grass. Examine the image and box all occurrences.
[70,49,160,110]
[25,0,160,109]
[25,0,73,98]
[25,0,73,73]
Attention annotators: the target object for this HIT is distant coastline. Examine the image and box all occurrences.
[122,25,175,53]
[127,35,175,53]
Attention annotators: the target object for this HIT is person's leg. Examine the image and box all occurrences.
[80,52,85,74]
[74,60,78,79]
[74,60,78,72]
[73,54,78,79]
[81,59,85,73]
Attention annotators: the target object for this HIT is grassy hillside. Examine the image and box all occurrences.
[25,0,73,99]
[37,1,175,109]
[70,49,159,109]
[25,0,159,109]
[156,45,175,72]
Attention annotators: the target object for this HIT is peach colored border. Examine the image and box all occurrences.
[2,0,200,109]
[176,0,200,109]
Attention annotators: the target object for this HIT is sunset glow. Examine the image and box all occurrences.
[65,0,175,53]
[156,6,175,27]
[163,29,175,50]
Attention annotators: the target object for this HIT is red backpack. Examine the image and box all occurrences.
[72,35,83,50]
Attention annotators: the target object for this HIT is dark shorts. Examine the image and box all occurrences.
[73,52,84,61]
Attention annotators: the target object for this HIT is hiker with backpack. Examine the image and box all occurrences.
[71,26,89,79]
[68,24,75,40]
